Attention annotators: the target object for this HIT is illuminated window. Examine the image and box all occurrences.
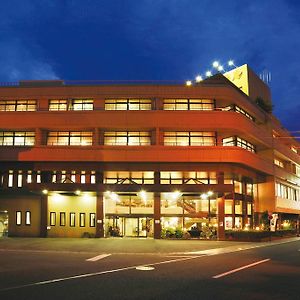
[50,212,56,226]
[60,212,66,226]
[49,99,68,111]
[8,170,13,187]
[90,213,96,227]
[27,171,32,183]
[274,158,284,168]
[80,171,86,184]
[16,211,22,225]
[36,171,41,183]
[70,213,76,227]
[160,172,182,184]
[17,171,22,187]
[61,170,67,183]
[163,99,214,110]
[234,201,243,214]
[104,171,154,184]
[0,100,37,111]
[275,182,299,201]
[225,217,233,230]
[291,146,298,154]
[25,212,31,226]
[0,131,35,146]
[70,99,93,111]
[71,171,76,183]
[90,171,96,184]
[104,131,151,146]
[296,165,300,177]
[225,200,233,214]
[164,132,216,146]
[246,183,253,196]
[247,203,252,215]
[234,180,242,194]
[222,136,255,153]
[47,131,93,146]
[234,106,254,121]
[105,99,152,110]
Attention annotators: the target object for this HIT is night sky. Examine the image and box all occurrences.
[0,0,299,133]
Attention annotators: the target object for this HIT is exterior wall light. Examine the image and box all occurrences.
[42,189,48,195]
[186,80,192,86]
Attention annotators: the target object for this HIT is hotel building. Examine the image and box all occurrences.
[0,64,299,239]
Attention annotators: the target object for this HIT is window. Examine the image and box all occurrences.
[0,131,35,146]
[8,170,13,187]
[50,212,56,226]
[70,99,93,111]
[27,171,32,183]
[105,99,152,110]
[291,146,298,154]
[60,212,66,226]
[246,183,253,196]
[47,131,93,146]
[225,200,233,214]
[49,99,68,111]
[90,213,96,227]
[70,213,76,227]
[25,211,31,225]
[275,182,299,201]
[90,171,96,184]
[234,201,243,214]
[104,171,154,184]
[16,211,22,225]
[81,171,86,184]
[17,171,22,187]
[163,132,216,146]
[79,213,86,227]
[104,131,151,146]
[0,100,37,111]
[222,136,255,153]
[274,158,284,168]
[234,106,254,121]
[234,180,242,194]
[163,99,214,110]
[247,203,252,215]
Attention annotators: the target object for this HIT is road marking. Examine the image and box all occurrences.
[212,258,271,279]
[0,255,205,292]
[86,254,111,262]
[136,266,155,271]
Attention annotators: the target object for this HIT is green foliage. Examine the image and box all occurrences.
[161,227,183,239]
[255,97,273,113]
[260,210,270,230]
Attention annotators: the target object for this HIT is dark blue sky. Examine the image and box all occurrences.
[0,0,299,132]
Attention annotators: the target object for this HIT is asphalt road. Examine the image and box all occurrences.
[0,239,299,300]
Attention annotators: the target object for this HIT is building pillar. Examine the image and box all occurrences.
[40,194,48,238]
[217,171,225,240]
[95,192,104,238]
[154,192,161,239]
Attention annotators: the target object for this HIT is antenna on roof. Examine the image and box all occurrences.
[259,69,272,84]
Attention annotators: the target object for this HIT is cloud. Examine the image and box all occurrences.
[0,39,59,81]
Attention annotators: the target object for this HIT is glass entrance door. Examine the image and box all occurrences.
[105,217,153,237]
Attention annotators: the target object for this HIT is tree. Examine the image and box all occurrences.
[255,97,273,113]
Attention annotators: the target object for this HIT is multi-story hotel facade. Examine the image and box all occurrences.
[0,64,299,239]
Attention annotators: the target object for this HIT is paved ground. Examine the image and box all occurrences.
[0,236,287,254]
[0,237,299,300]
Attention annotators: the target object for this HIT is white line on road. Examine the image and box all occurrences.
[0,255,205,292]
[212,258,271,279]
[86,254,111,262]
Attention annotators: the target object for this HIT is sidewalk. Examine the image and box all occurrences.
[0,237,298,254]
